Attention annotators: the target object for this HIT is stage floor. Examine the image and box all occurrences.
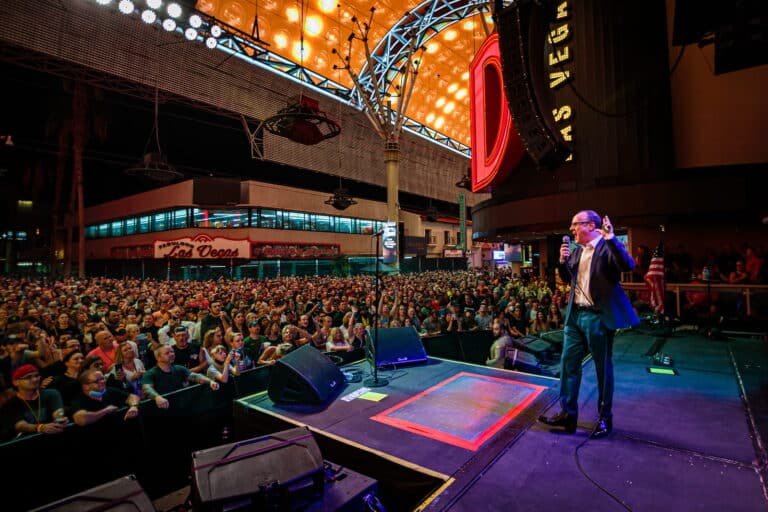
[237,358,558,478]
[235,331,768,511]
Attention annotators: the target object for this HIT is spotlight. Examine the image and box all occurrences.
[189,14,202,28]
[141,9,157,24]
[210,24,222,37]
[205,37,217,49]
[96,0,112,5]
[167,3,182,18]
[162,18,176,31]
[147,0,161,9]
[185,27,198,40]
[118,0,134,14]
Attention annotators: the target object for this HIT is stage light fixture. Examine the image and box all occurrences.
[96,0,112,6]
[189,14,202,28]
[185,27,198,40]
[118,0,134,13]
[162,18,176,31]
[147,0,161,9]
[205,37,217,48]
[210,24,222,37]
[141,9,157,24]
[167,2,181,18]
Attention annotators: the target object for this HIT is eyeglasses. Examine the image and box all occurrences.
[88,377,106,384]
[569,221,592,228]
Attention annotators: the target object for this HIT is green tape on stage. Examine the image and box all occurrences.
[647,367,677,375]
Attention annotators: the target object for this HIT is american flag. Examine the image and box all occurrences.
[644,240,665,313]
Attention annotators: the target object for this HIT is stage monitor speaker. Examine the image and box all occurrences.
[191,427,325,512]
[268,345,345,405]
[369,326,428,367]
[32,475,154,512]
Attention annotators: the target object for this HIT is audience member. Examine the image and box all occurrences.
[141,345,219,410]
[70,369,140,426]
[0,364,67,439]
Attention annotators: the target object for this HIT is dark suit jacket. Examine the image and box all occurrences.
[558,237,639,330]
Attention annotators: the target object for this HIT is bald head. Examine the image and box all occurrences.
[95,329,114,348]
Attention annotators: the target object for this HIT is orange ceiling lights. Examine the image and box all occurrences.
[196,0,494,146]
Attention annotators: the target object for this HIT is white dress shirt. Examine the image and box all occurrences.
[574,236,601,306]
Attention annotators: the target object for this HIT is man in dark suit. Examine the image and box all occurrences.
[539,210,639,438]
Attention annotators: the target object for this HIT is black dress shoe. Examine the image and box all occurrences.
[590,417,612,439]
[538,410,577,433]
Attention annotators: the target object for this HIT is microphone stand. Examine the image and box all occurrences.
[364,231,388,388]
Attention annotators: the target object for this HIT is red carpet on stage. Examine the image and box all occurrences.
[371,372,547,451]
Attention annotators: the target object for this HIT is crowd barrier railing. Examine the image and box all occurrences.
[622,282,768,320]
[1,333,503,510]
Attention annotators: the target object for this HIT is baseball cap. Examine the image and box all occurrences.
[12,364,40,382]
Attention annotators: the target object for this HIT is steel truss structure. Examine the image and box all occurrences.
[80,0,505,158]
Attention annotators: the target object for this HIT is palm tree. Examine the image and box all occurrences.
[48,81,108,277]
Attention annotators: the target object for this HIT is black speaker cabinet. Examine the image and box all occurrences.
[32,475,154,512]
[268,345,345,405]
[369,326,428,367]
[192,427,325,512]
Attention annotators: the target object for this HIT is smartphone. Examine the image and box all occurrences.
[114,363,123,372]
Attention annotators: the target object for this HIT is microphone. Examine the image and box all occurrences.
[371,229,384,237]
[561,235,570,264]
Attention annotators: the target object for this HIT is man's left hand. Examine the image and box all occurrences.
[598,215,614,239]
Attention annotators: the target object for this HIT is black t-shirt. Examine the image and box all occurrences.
[0,389,64,440]
[173,342,202,369]
[508,314,528,336]
[71,388,130,413]
[140,365,191,395]
[50,374,82,407]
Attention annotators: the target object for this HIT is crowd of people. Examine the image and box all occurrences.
[0,269,569,440]
[632,242,765,284]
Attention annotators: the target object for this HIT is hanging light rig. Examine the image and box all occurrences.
[455,166,472,189]
[325,177,358,210]
[258,0,340,147]
[262,94,341,145]
[125,87,183,183]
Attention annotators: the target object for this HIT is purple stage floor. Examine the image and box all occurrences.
[237,358,557,477]
[236,332,768,511]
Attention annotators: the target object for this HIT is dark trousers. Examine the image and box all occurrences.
[559,308,615,418]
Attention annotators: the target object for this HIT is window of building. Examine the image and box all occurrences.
[138,215,151,233]
[313,214,333,232]
[172,209,188,229]
[336,217,352,233]
[153,212,168,232]
[193,208,210,228]
[110,221,123,237]
[285,211,308,231]
[125,218,136,235]
[359,219,374,235]
[192,209,247,229]
[84,206,384,239]
[256,209,283,229]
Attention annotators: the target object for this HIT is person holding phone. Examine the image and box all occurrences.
[539,211,638,439]
[110,342,145,396]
